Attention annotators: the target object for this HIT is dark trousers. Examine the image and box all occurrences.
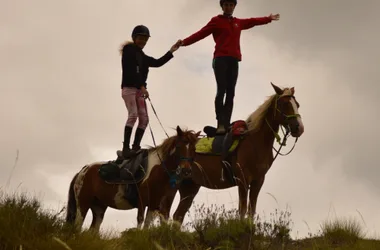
[212,56,239,128]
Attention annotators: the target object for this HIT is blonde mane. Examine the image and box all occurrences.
[245,88,293,132]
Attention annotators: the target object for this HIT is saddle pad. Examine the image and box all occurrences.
[195,137,239,154]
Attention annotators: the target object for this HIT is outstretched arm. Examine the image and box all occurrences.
[145,40,182,67]
[181,17,217,46]
[145,52,174,68]
[239,13,280,30]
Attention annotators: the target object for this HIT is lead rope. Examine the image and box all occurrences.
[145,97,178,187]
[147,96,169,138]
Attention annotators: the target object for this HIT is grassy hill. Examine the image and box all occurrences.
[0,190,379,250]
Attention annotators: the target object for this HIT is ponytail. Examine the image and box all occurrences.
[119,40,134,55]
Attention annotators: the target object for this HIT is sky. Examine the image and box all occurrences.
[1,0,380,239]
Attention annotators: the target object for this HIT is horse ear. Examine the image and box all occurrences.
[176,125,183,136]
[271,82,283,95]
[290,87,295,95]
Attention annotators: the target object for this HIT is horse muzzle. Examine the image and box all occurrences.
[290,123,304,137]
[180,166,192,178]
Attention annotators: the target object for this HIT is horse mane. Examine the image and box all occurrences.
[245,88,293,132]
[147,128,198,160]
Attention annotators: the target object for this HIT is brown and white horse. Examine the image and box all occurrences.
[159,83,305,224]
[65,126,200,232]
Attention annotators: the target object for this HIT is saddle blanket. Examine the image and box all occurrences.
[196,137,239,154]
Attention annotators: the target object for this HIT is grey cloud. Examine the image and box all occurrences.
[245,1,380,190]
[1,0,380,237]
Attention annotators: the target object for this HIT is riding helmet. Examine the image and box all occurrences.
[219,0,237,7]
[131,25,151,38]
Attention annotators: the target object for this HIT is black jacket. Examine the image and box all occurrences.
[121,42,174,89]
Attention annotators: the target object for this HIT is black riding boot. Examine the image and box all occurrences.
[131,128,145,153]
[122,126,133,159]
[221,133,236,185]
[216,113,227,135]
[224,105,233,131]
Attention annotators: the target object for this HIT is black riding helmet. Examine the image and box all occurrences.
[219,0,237,7]
[131,25,151,38]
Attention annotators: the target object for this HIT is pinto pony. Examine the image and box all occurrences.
[159,83,305,224]
[65,126,200,232]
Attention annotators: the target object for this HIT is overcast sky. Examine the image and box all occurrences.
[1,0,380,239]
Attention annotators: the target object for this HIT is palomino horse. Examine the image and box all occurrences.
[159,83,304,224]
[65,126,200,232]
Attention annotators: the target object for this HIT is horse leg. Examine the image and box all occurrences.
[238,183,249,220]
[143,207,156,229]
[73,185,93,231]
[247,177,265,217]
[173,182,201,225]
[159,189,178,223]
[74,199,90,231]
[136,204,146,229]
[89,202,107,233]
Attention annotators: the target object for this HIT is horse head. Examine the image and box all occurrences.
[270,82,304,137]
[166,126,200,179]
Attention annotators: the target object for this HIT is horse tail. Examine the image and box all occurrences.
[66,172,79,224]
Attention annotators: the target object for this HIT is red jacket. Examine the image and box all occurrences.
[182,14,272,61]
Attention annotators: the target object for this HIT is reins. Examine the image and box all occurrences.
[265,94,300,162]
[147,96,169,139]
[271,126,298,162]
[145,97,187,187]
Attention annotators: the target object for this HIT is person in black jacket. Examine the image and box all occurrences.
[120,25,181,159]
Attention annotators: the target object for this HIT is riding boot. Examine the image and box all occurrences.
[131,128,145,154]
[221,133,235,185]
[216,123,226,135]
[122,126,133,159]
[224,105,233,132]
[215,114,227,135]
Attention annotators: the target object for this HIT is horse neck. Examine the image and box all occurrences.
[247,106,280,149]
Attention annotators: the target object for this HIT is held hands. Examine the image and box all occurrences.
[269,13,280,21]
[169,39,183,53]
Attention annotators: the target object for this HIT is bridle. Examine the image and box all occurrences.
[265,94,301,161]
[145,97,195,187]
[168,137,196,187]
[149,128,195,188]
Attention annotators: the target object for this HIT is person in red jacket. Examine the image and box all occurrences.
[178,0,280,134]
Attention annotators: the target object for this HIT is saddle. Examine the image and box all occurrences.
[98,149,149,185]
[196,120,248,185]
[197,120,248,155]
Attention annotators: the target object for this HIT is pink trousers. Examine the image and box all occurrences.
[122,87,149,130]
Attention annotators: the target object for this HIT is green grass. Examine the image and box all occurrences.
[0,190,379,250]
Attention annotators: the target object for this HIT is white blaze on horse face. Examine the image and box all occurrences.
[289,98,304,136]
